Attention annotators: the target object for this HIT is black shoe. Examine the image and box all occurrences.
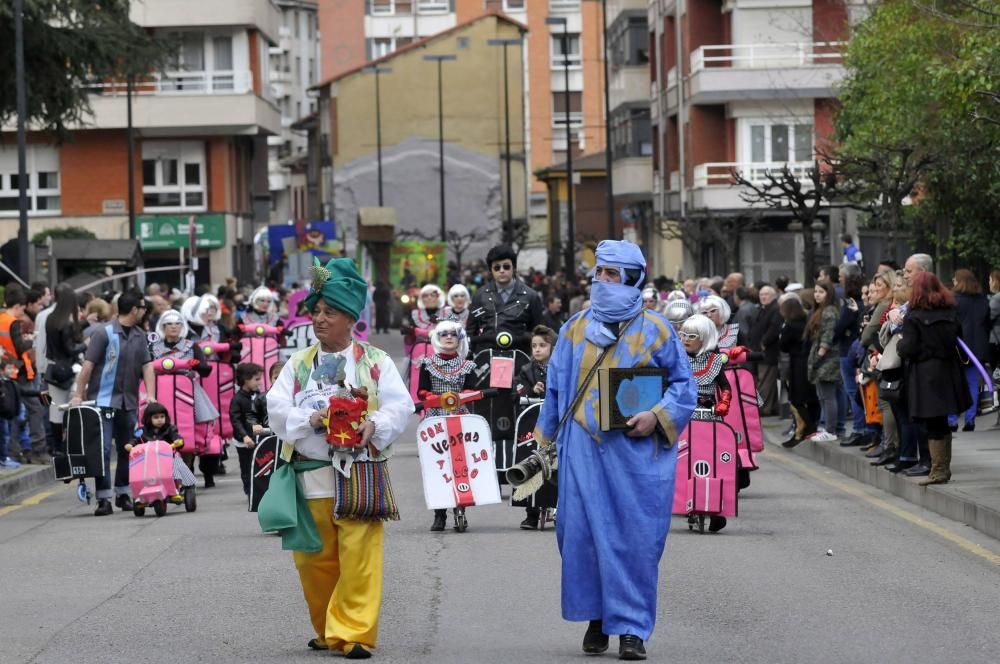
[781,436,802,449]
[306,638,328,651]
[886,460,916,474]
[217,462,227,475]
[949,424,959,433]
[430,511,446,532]
[204,477,215,488]
[737,469,751,490]
[708,516,727,532]
[872,452,897,466]
[903,462,931,477]
[618,635,647,660]
[839,433,863,447]
[963,422,975,432]
[520,516,539,530]
[94,499,113,516]
[115,495,133,511]
[344,643,372,659]
[864,447,884,459]
[583,620,609,654]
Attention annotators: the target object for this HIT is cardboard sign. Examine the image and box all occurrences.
[489,356,515,389]
[416,414,501,510]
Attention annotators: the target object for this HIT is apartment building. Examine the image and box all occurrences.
[314,0,606,266]
[649,0,854,281]
[0,0,282,285]
[268,0,321,226]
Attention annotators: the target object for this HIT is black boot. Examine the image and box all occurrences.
[618,635,647,660]
[430,510,446,532]
[115,494,133,511]
[521,507,540,530]
[582,620,609,654]
[781,436,802,449]
[708,516,727,532]
[94,499,113,516]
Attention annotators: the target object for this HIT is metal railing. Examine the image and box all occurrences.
[690,42,845,73]
[693,161,814,188]
[84,70,254,96]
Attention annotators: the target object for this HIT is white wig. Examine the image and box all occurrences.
[641,287,658,301]
[664,299,694,326]
[418,284,446,311]
[446,284,470,308]
[250,286,275,312]
[186,294,221,324]
[666,289,687,302]
[698,294,731,324]
[681,314,719,353]
[155,309,190,341]
[181,296,200,325]
[429,319,469,359]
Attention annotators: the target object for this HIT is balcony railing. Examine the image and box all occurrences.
[693,161,814,188]
[690,42,844,73]
[666,66,677,88]
[550,0,581,12]
[85,70,254,96]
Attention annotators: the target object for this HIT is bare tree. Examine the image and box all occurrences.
[732,161,839,285]
[655,211,761,276]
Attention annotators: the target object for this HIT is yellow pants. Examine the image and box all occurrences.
[292,497,384,652]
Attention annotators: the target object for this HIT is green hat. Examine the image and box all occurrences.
[304,257,367,320]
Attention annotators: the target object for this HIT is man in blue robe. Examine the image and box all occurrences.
[534,240,696,661]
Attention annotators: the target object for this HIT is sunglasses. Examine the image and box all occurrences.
[492,263,513,271]
[438,330,460,338]
[679,332,700,341]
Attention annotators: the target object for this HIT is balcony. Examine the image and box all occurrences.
[611,157,652,197]
[687,42,845,104]
[682,160,814,209]
[130,0,282,44]
[82,71,281,136]
[609,66,649,110]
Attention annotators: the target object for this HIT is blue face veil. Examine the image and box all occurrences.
[587,240,647,347]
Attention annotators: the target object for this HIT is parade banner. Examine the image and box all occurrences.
[416,414,501,510]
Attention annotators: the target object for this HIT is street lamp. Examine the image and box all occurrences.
[14,0,29,280]
[545,16,576,277]
[423,54,456,243]
[487,38,522,246]
[600,0,615,240]
[361,66,392,207]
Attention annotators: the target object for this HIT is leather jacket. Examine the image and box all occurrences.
[466,279,544,354]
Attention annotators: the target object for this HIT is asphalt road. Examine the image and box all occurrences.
[3,332,1000,664]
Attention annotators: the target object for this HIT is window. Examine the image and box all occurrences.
[551,91,583,127]
[0,145,60,216]
[142,141,206,211]
[550,33,581,68]
[163,30,238,92]
[371,38,394,58]
[609,13,649,68]
[552,132,582,165]
[417,0,449,14]
[746,121,813,163]
[504,0,526,9]
[372,0,394,15]
[610,105,652,159]
[550,0,580,11]
[293,11,300,38]
[308,58,315,85]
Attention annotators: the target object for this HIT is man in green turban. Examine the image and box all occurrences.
[263,257,413,659]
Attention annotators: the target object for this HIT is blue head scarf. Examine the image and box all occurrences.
[587,240,647,346]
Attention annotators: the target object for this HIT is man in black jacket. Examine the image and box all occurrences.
[466,245,544,356]
[749,285,782,416]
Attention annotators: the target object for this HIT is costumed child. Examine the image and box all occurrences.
[679,314,732,532]
[699,295,741,351]
[240,287,285,328]
[441,284,471,326]
[417,319,478,533]
[130,403,197,499]
[230,362,265,496]
[402,284,445,403]
[252,361,285,432]
[513,324,557,530]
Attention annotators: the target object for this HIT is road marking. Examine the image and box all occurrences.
[769,452,1000,566]
[0,489,56,517]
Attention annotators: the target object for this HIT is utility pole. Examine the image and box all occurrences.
[361,66,392,206]
[546,17,575,276]
[423,54,456,243]
[601,0,615,239]
[127,71,137,239]
[487,38,522,246]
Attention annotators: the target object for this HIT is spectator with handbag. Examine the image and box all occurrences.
[44,284,86,454]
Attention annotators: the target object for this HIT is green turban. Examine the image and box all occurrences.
[303,257,368,320]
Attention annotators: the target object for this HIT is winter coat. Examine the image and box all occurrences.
[807,306,841,384]
[466,279,544,354]
[954,292,990,364]
[779,318,814,404]
[748,301,782,365]
[989,292,1000,346]
[896,306,972,419]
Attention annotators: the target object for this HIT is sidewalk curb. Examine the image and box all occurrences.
[0,465,53,504]
[772,433,1000,542]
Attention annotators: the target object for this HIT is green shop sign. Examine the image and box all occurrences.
[135,214,226,250]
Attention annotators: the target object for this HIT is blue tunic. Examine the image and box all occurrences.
[534,309,696,640]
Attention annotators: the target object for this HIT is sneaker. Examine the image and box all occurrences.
[0,457,21,469]
[809,431,838,443]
